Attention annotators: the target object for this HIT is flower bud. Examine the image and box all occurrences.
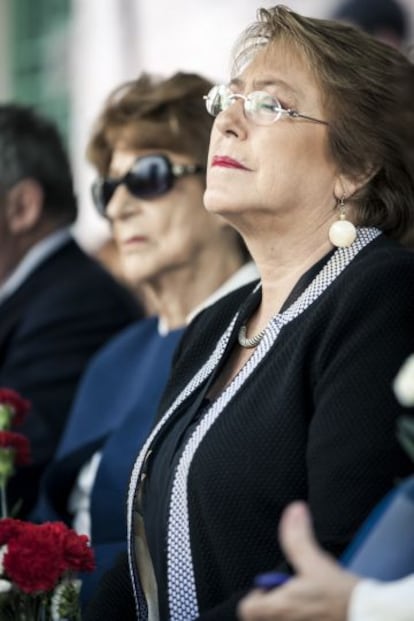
[393,354,414,407]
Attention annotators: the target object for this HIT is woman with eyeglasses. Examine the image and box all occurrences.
[31,71,255,606]
[84,6,414,621]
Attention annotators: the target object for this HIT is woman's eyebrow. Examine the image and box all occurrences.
[229,77,244,90]
[229,77,301,100]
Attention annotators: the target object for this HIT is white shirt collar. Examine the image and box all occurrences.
[158,261,259,336]
[0,228,72,305]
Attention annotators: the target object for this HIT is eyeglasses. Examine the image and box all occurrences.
[91,154,205,216]
[204,84,328,127]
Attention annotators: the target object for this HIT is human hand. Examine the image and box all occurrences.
[238,501,359,621]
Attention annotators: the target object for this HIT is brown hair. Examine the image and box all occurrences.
[232,5,414,239]
[87,72,214,176]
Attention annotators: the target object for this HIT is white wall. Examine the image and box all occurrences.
[136,0,339,82]
[70,0,142,247]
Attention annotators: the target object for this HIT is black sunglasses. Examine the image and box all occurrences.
[91,154,205,216]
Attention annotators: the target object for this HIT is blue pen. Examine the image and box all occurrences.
[253,571,291,590]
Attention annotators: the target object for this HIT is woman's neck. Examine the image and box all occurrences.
[142,250,245,331]
[244,227,334,334]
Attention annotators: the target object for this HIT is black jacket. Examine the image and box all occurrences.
[87,234,414,620]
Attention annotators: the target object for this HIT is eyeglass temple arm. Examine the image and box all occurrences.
[172,164,205,177]
[262,102,329,126]
[285,109,329,125]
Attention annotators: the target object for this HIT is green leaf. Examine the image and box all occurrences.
[397,416,414,463]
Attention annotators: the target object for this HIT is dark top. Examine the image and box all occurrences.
[86,233,414,621]
[0,238,142,516]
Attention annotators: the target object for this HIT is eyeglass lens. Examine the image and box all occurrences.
[205,84,328,127]
[126,155,172,198]
[205,85,283,125]
[94,155,174,214]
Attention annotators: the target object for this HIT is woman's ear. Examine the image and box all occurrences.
[5,179,44,234]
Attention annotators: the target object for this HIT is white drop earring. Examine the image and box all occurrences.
[328,195,357,248]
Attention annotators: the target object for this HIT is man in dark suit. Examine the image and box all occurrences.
[0,104,143,517]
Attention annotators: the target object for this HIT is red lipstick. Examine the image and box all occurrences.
[212,156,249,170]
[122,235,147,246]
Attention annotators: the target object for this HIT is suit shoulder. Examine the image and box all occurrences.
[341,236,414,293]
[31,241,142,317]
[352,236,414,270]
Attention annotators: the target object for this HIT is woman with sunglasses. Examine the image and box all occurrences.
[85,8,414,621]
[31,71,255,605]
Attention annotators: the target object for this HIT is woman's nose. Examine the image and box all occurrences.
[214,98,248,139]
[105,184,139,221]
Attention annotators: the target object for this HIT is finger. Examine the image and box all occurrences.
[237,590,270,620]
[279,501,334,576]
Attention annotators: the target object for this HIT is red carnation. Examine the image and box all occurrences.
[0,431,31,465]
[0,388,93,615]
[2,520,95,593]
[0,388,31,426]
[63,529,95,572]
[40,520,70,542]
[0,517,27,545]
[3,522,66,593]
[38,522,95,572]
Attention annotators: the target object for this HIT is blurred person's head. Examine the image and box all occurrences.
[87,72,248,293]
[333,0,408,48]
[204,6,414,245]
[0,104,77,284]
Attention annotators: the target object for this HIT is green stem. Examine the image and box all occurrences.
[38,599,47,621]
[0,480,8,518]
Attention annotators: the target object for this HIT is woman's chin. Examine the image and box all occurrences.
[204,189,239,217]
[121,259,152,286]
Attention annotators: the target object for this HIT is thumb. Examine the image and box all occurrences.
[279,501,336,576]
